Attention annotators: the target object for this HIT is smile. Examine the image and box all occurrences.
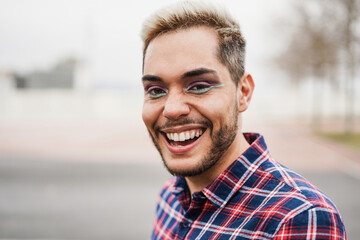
[166,129,203,142]
[161,127,206,153]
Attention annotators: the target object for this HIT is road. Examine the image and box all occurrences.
[0,158,169,240]
[0,157,358,239]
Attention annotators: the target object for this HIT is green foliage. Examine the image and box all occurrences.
[320,133,360,150]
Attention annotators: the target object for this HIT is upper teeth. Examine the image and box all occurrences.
[166,129,203,142]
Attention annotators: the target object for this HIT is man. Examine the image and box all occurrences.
[141,1,346,239]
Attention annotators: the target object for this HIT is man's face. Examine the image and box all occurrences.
[142,26,241,177]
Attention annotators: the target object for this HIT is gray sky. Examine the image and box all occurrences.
[0,0,293,88]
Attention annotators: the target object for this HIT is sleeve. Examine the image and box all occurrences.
[273,206,347,240]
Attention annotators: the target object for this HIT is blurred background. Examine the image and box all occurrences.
[0,0,359,239]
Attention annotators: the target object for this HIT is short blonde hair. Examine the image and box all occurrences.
[141,1,246,85]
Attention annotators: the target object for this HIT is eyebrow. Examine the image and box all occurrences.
[181,68,218,79]
[141,68,218,82]
[142,75,162,82]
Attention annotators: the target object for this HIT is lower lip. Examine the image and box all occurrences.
[162,133,203,154]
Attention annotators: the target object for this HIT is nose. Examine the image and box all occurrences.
[163,91,190,120]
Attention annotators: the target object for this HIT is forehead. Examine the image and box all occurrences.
[143,26,224,78]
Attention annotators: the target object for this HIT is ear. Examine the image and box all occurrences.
[237,73,255,113]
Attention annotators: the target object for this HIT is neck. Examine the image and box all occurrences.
[185,131,250,194]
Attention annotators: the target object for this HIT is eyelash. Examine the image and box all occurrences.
[145,86,168,99]
[185,81,222,94]
[145,81,222,99]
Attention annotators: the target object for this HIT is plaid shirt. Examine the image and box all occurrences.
[151,133,346,239]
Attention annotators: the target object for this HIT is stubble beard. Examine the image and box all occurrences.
[148,108,239,177]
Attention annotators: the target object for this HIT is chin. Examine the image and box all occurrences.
[162,156,214,177]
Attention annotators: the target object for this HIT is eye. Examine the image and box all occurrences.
[145,86,168,99]
[185,81,223,94]
[188,84,210,92]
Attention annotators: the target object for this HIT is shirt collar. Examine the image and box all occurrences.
[172,133,270,209]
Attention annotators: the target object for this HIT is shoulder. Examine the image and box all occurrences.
[260,158,338,210]
[155,176,189,213]
[274,205,347,239]
[152,177,183,239]
[255,159,346,238]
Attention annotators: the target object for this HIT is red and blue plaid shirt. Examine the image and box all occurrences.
[151,133,346,239]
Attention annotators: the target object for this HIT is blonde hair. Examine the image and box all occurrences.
[141,1,246,85]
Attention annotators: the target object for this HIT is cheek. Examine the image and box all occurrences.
[196,95,236,125]
[197,103,226,124]
[202,95,234,114]
[142,102,161,130]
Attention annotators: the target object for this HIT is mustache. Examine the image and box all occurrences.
[154,118,212,133]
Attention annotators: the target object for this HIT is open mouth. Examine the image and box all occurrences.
[162,128,205,147]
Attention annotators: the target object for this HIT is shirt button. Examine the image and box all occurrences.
[182,221,190,228]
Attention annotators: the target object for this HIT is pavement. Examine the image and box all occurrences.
[0,117,359,239]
